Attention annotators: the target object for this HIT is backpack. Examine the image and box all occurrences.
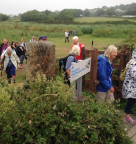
[120,61,134,81]
[59,55,75,72]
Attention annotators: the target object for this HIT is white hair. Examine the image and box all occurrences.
[72,36,78,40]
[6,47,12,53]
[69,45,80,56]
[104,45,117,59]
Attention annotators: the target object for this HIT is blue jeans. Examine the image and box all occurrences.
[20,55,25,64]
[6,64,16,78]
[124,98,136,114]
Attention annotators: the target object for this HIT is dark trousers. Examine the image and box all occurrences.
[64,77,70,87]
[124,98,136,114]
[19,55,25,64]
[6,65,16,78]
[65,37,69,43]
[25,55,27,61]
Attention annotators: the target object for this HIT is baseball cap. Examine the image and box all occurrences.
[39,36,47,41]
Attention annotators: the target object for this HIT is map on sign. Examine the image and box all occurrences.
[70,57,91,82]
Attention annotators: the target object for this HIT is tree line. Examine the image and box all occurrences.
[95,3,136,16]
[21,9,86,23]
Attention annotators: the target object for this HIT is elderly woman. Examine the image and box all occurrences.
[1,47,21,84]
[65,45,80,86]
[122,50,136,124]
[96,45,117,104]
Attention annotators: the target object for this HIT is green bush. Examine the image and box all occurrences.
[0,73,132,144]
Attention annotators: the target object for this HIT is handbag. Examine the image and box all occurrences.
[120,61,134,81]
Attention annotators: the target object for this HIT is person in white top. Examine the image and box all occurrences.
[30,36,35,42]
[65,30,69,43]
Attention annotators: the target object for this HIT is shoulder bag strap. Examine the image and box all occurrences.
[126,61,135,69]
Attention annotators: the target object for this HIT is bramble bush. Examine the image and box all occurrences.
[0,73,132,144]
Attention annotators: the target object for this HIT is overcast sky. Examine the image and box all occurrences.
[0,0,135,15]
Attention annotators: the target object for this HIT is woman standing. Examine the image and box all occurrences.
[16,42,25,69]
[1,47,21,84]
[122,50,136,124]
[96,45,117,105]
[11,41,16,50]
[11,41,16,54]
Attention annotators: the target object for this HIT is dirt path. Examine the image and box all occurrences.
[120,109,136,131]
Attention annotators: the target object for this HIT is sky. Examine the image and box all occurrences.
[0,0,135,15]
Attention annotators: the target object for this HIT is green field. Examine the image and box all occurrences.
[74,17,136,23]
[49,35,123,58]
[0,21,132,58]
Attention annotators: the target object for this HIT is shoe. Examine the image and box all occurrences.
[8,80,11,84]
[13,79,16,83]
[123,117,136,124]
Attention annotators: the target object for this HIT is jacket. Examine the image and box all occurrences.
[122,50,136,99]
[0,43,7,55]
[1,49,20,70]
[16,46,25,57]
[97,54,113,92]
[71,43,86,61]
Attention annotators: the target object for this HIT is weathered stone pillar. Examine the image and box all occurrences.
[26,41,55,80]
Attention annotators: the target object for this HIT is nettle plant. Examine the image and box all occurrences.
[0,73,132,144]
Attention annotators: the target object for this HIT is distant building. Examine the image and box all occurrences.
[115,9,125,13]
[80,14,83,17]
[122,15,136,17]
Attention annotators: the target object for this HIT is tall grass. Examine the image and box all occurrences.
[0,21,136,43]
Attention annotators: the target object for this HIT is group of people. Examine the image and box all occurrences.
[0,35,47,84]
[0,33,135,124]
[66,36,136,124]
[0,38,27,83]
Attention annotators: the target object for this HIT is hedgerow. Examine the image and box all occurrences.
[0,73,132,144]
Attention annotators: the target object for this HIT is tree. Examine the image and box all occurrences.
[106,8,115,17]
[96,9,105,16]
[126,10,136,15]
[0,14,9,21]
[21,10,47,22]
[102,6,108,9]
[73,9,83,17]
[58,9,74,21]
[84,9,90,16]
[44,10,52,16]
[47,13,57,20]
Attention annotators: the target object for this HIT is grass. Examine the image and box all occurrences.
[74,17,136,23]
[49,35,123,58]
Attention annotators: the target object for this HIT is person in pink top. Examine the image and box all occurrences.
[71,36,86,61]
[0,39,8,58]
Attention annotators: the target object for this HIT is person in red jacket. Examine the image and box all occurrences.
[71,36,86,61]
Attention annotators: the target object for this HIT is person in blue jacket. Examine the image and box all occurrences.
[96,45,117,105]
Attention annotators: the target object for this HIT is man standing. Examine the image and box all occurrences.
[30,36,35,42]
[72,29,76,36]
[20,38,27,63]
[71,36,86,61]
[65,30,69,43]
[0,39,8,57]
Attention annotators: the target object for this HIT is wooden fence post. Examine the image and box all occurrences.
[89,48,98,94]
[81,47,86,91]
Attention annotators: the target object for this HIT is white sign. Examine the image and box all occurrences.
[70,57,91,82]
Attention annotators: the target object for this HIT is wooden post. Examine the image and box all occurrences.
[89,48,98,94]
[81,47,86,91]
